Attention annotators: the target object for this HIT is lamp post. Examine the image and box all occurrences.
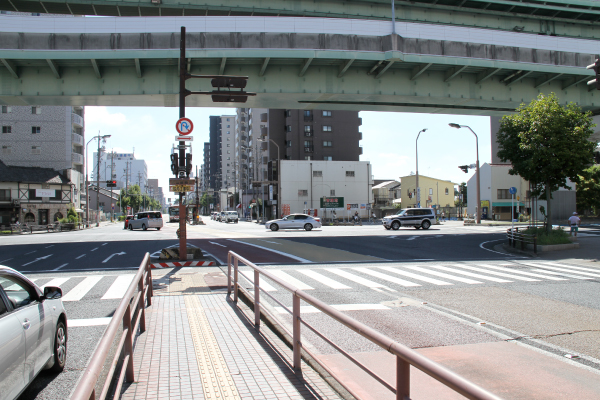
[415,128,427,208]
[449,123,480,224]
[258,138,280,219]
[85,133,111,228]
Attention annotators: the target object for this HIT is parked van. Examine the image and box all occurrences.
[127,211,164,231]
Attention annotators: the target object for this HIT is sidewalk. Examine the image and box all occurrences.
[121,268,342,400]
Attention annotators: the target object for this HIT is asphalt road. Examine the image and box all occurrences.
[3,218,600,399]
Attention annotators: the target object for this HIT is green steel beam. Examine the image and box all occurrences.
[444,65,468,82]
[299,58,313,77]
[338,59,354,78]
[374,61,395,79]
[1,58,18,79]
[134,58,142,78]
[411,64,432,81]
[90,59,101,79]
[534,73,563,89]
[259,58,270,77]
[476,68,502,84]
[46,59,60,79]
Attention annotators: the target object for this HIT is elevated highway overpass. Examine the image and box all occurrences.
[0,14,598,115]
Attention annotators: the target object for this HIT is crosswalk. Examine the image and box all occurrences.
[239,261,600,292]
[30,274,134,302]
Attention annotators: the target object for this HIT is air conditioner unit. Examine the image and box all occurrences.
[12,199,20,206]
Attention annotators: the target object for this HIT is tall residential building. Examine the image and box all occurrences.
[92,151,148,192]
[206,115,236,192]
[0,105,85,210]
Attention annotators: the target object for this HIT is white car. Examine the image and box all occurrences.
[266,214,322,231]
[0,266,67,400]
[128,211,163,231]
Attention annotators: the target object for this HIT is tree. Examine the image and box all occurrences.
[497,93,596,232]
[577,165,600,215]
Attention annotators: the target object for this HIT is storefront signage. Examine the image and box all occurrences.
[36,189,55,198]
[320,197,344,208]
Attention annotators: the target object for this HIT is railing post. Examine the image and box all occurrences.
[138,278,146,333]
[233,258,239,304]
[293,294,301,371]
[146,259,153,306]
[534,236,537,254]
[254,269,260,327]
[227,252,232,297]
[123,304,135,382]
[89,390,95,400]
[396,356,410,400]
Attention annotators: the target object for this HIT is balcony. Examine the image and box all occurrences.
[71,153,83,165]
[304,130,313,137]
[71,113,84,127]
[260,113,268,123]
[72,132,84,146]
[304,145,314,153]
[260,126,268,139]
[260,141,268,151]
[241,153,248,160]
[359,147,363,155]
[304,114,313,122]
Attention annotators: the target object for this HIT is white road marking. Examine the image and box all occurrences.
[39,277,70,289]
[257,239,281,245]
[52,263,68,271]
[25,250,37,255]
[531,269,593,280]
[452,264,539,282]
[525,264,600,278]
[102,252,126,263]
[62,276,103,301]
[22,254,53,266]
[328,268,387,288]
[378,266,452,285]
[299,269,351,289]
[90,247,99,252]
[425,265,512,283]
[101,243,108,246]
[45,245,54,248]
[404,265,482,284]
[69,317,111,327]
[371,287,385,293]
[274,303,390,314]
[227,239,311,263]
[537,262,600,275]
[353,267,421,287]
[239,270,278,292]
[270,270,314,290]
[76,254,86,259]
[478,239,521,257]
[101,274,134,299]
[0,258,13,263]
[208,241,227,247]
[484,264,567,280]
[406,236,418,241]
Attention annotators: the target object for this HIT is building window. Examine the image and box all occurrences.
[227,144,230,147]
[31,146,41,155]
[445,188,449,195]
[32,127,41,134]
[323,125,332,132]
[0,189,10,201]
[286,125,292,132]
[227,157,230,160]
[346,171,355,177]
[429,188,433,195]
[1,106,11,113]
[323,111,332,117]
[285,140,292,147]
[497,189,511,199]
[227,137,230,141]
[304,156,311,160]
[323,141,332,147]
[324,156,333,161]
[32,106,41,114]
[330,189,335,196]
[2,126,11,134]
[298,190,308,196]
[286,110,292,117]
[313,171,323,177]
[304,125,312,133]
[226,118,230,121]
[304,110,311,117]
[227,151,230,154]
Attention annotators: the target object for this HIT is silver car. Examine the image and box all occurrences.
[266,213,322,231]
[0,266,67,400]
[128,211,164,231]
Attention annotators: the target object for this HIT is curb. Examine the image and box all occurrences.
[150,261,216,268]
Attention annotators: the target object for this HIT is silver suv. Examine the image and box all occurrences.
[223,211,239,223]
[383,208,435,230]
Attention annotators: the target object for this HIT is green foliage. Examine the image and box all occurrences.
[393,203,402,209]
[521,226,571,245]
[200,193,215,208]
[118,215,126,221]
[116,185,160,213]
[497,93,596,231]
[65,207,79,223]
[576,165,600,215]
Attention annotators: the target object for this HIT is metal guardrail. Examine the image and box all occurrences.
[227,251,503,400]
[506,227,537,254]
[71,253,153,400]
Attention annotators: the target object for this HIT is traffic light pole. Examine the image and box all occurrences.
[178,26,187,262]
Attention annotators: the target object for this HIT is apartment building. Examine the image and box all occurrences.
[0,105,85,210]
[92,151,148,192]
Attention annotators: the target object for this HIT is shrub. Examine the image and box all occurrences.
[521,227,571,245]
[118,215,126,221]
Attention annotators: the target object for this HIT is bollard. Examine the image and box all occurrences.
[396,356,410,400]
[254,270,260,327]
[293,294,301,370]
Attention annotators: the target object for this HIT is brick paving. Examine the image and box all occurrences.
[121,270,341,400]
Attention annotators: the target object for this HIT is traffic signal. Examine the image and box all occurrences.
[185,153,192,177]
[587,57,600,90]
[211,77,249,103]
[211,77,247,89]
[170,153,179,176]
[106,180,117,187]
[459,165,469,173]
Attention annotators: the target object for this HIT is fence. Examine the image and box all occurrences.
[506,227,537,254]
[227,251,502,400]
[70,253,153,400]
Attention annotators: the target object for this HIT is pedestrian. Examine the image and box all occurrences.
[333,210,337,221]
[371,211,376,222]
[568,212,581,237]
[441,211,445,222]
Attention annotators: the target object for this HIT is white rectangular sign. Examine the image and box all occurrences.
[175,136,193,141]
[36,189,55,197]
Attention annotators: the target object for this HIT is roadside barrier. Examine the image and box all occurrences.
[71,253,153,400]
[506,227,537,254]
[227,251,503,400]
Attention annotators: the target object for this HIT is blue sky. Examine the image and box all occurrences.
[85,107,492,195]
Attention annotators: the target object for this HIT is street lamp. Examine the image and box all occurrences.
[415,128,427,208]
[85,133,111,228]
[258,138,280,219]
[449,123,480,224]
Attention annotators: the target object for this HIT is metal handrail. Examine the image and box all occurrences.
[506,227,537,254]
[70,253,153,400]
[227,251,503,400]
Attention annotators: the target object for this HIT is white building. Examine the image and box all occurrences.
[280,160,373,218]
[92,152,148,192]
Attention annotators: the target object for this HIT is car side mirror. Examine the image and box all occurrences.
[43,286,63,300]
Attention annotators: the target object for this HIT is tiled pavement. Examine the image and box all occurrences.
[121,269,341,400]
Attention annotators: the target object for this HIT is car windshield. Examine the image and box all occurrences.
[396,209,407,216]
[228,212,237,215]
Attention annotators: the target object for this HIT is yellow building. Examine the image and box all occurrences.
[399,174,457,209]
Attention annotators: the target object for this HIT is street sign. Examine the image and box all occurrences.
[175,118,193,135]
[509,187,517,195]
[170,185,192,192]
[169,178,195,186]
[175,136,193,141]
[346,204,351,210]
[320,197,344,208]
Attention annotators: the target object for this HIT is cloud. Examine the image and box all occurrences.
[85,106,127,126]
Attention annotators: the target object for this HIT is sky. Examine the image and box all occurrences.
[85,107,492,197]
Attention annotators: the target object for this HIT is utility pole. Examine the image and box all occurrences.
[195,165,199,221]
[96,137,102,227]
[110,150,115,222]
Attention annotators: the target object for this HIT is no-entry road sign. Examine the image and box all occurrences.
[176,118,193,135]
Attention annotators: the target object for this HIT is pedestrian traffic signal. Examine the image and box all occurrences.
[587,57,600,90]
[170,153,179,176]
[459,165,470,173]
[106,180,117,187]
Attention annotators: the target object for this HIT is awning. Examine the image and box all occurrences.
[492,202,525,207]
[74,208,84,213]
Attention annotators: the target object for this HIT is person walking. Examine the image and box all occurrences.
[568,212,581,237]
[441,211,445,222]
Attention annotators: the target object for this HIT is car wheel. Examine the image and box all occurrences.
[50,320,67,373]
[304,223,313,231]
[414,226,421,229]
[157,227,161,231]
[142,224,147,231]
[270,224,279,231]
[128,224,133,230]
[422,220,431,230]
[385,226,391,230]
[391,221,400,230]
